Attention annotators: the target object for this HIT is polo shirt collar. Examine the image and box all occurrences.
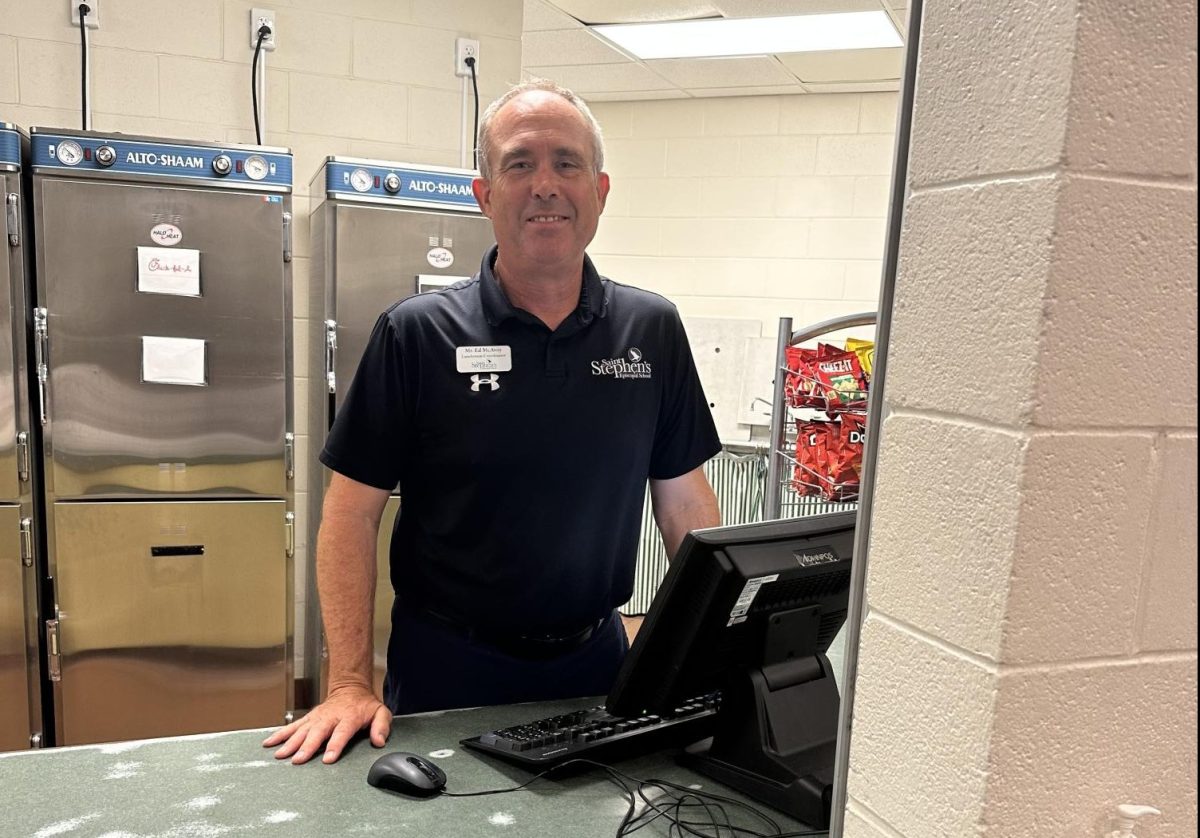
[478,245,609,327]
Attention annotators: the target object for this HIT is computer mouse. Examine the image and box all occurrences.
[366,751,447,797]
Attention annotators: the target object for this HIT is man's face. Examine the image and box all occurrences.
[473,91,610,275]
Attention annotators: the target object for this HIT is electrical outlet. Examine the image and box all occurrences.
[69,0,101,28]
[250,8,277,51]
[455,38,480,77]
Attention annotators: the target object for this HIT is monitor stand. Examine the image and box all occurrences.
[680,651,840,829]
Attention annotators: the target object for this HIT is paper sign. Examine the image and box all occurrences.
[142,336,207,386]
[138,246,201,296]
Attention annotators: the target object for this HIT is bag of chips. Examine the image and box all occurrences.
[792,419,834,495]
[813,344,869,413]
[844,337,875,379]
[784,346,822,408]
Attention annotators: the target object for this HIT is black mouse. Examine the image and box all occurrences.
[367,751,447,796]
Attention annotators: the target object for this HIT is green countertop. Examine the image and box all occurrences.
[0,697,808,838]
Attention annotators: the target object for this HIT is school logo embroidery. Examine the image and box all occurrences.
[470,374,500,392]
[591,347,652,380]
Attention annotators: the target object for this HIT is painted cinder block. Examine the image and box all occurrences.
[906,0,1076,187]
[807,218,886,260]
[1034,177,1198,429]
[736,135,819,176]
[701,96,781,136]
[602,137,667,178]
[1002,431,1157,663]
[95,0,222,60]
[985,657,1199,837]
[630,99,705,138]
[845,615,998,838]
[0,36,18,104]
[289,73,407,143]
[886,177,1060,426]
[664,137,742,177]
[775,176,857,218]
[779,92,861,135]
[868,413,1026,660]
[1139,434,1199,652]
[407,87,460,150]
[222,5,352,75]
[858,92,899,134]
[1064,0,1197,178]
[354,21,457,89]
[815,134,895,176]
[701,176,779,218]
[623,177,702,218]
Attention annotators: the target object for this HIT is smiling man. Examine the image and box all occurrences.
[265,80,721,766]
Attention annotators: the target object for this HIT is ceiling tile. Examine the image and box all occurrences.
[522,62,678,93]
[523,0,586,30]
[804,80,900,93]
[547,1,722,24]
[714,0,886,16]
[688,84,809,97]
[776,47,903,82]
[647,55,799,88]
[587,89,691,101]
[523,28,632,65]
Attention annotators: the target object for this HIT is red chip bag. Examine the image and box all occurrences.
[829,415,867,501]
[792,420,833,495]
[784,347,822,408]
[813,344,869,412]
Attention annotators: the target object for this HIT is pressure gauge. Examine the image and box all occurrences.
[349,168,373,193]
[244,154,270,181]
[383,172,402,194]
[56,139,84,166]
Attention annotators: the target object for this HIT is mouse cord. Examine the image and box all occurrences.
[438,758,829,838]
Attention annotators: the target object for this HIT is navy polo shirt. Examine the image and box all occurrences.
[320,246,721,634]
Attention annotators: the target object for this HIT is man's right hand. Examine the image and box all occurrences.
[262,685,392,765]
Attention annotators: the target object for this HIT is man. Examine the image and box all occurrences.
[264,80,721,766]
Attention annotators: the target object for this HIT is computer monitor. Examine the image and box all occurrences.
[606,510,856,829]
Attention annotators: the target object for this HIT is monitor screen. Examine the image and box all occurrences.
[606,510,856,828]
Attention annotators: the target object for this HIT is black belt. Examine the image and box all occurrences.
[416,608,607,661]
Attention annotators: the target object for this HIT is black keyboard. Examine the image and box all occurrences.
[461,693,721,768]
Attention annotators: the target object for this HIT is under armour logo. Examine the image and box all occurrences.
[470,374,500,392]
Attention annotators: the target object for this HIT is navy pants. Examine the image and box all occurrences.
[384,604,629,715]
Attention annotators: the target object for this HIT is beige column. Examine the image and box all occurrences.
[844,1,1197,836]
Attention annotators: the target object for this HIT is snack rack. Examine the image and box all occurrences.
[764,312,877,519]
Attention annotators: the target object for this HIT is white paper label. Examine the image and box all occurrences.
[426,247,454,268]
[456,345,512,373]
[142,336,207,386]
[417,274,469,294]
[727,573,779,627]
[138,247,200,296]
[150,223,183,246]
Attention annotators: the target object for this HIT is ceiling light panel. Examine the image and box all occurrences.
[592,10,902,59]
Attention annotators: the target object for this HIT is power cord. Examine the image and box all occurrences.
[77,3,91,130]
[465,55,479,169]
[439,758,829,838]
[251,24,271,145]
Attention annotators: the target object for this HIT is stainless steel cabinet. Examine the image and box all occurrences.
[30,128,295,746]
[305,159,492,700]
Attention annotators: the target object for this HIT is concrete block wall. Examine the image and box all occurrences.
[0,0,525,681]
[846,1,1197,836]
[586,93,897,334]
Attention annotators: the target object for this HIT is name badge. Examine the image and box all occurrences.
[456,345,512,373]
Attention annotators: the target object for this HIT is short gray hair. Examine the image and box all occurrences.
[476,79,605,179]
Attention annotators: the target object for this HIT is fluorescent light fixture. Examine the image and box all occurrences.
[591,11,902,60]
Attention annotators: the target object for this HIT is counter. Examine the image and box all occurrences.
[0,697,809,837]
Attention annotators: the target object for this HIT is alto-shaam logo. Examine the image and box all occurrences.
[591,347,652,379]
